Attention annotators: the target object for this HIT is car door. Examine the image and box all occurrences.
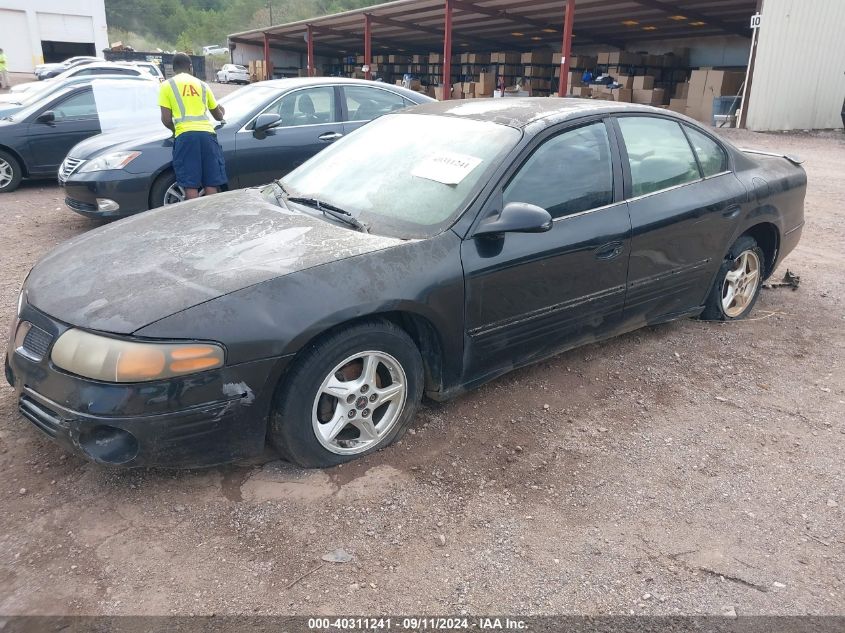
[340,85,413,135]
[26,88,100,174]
[613,115,748,323]
[461,119,632,376]
[232,85,344,188]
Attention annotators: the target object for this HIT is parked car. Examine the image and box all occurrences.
[6,99,806,469]
[0,80,161,193]
[0,74,157,119]
[203,45,229,56]
[127,61,165,82]
[13,63,150,93]
[59,77,433,218]
[35,57,104,81]
[217,64,249,84]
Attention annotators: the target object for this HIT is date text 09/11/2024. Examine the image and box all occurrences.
[306,617,528,630]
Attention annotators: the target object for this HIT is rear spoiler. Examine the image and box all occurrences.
[741,148,805,166]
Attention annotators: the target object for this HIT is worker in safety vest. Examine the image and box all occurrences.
[158,53,226,200]
[0,49,9,90]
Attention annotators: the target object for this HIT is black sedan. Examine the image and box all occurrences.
[0,80,160,193]
[6,99,806,469]
[59,77,433,218]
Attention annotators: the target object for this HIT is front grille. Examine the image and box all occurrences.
[19,395,65,438]
[64,197,97,212]
[58,157,84,182]
[21,325,53,361]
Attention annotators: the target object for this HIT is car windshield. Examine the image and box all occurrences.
[276,113,521,239]
[217,85,279,125]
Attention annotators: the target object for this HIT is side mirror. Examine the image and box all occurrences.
[252,113,282,138]
[475,202,553,237]
[36,110,56,124]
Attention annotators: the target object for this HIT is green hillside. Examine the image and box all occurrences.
[105,0,383,53]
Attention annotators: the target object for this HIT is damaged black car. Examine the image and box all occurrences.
[6,99,806,468]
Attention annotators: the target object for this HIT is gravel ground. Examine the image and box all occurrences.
[0,74,843,616]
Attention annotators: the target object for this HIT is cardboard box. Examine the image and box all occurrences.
[521,50,553,65]
[492,52,521,64]
[674,82,690,99]
[632,88,665,105]
[615,75,634,89]
[524,65,549,78]
[686,69,744,123]
[429,53,442,63]
[632,75,655,90]
[614,88,633,103]
[478,72,495,95]
[434,85,448,100]
[668,98,687,113]
[607,51,640,65]
[462,82,476,96]
[573,86,592,98]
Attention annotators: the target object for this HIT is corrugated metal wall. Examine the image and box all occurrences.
[747,0,845,131]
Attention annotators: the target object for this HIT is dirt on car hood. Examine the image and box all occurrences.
[25,188,403,334]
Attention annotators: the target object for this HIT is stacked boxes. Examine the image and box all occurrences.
[685,69,744,123]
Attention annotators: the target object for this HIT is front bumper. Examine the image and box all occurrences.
[61,170,155,219]
[6,304,291,468]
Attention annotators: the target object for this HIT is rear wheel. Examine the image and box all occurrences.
[270,321,424,468]
[701,235,765,321]
[0,150,23,193]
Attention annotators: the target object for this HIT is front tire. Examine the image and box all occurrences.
[149,171,203,209]
[270,320,424,468]
[701,235,765,321]
[0,150,23,193]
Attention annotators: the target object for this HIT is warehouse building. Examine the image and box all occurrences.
[228,0,845,132]
[0,0,109,72]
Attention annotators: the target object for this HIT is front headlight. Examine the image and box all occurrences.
[51,329,225,383]
[78,151,141,173]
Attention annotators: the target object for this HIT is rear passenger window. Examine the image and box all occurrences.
[684,126,728,177]
[504,122,613,219]
[344,86,408,121]
[618,116,701,196]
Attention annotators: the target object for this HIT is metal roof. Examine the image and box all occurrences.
[230,0,757,56]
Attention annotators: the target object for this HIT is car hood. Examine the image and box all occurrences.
[25,188,404,334]
[69,123,171,158]
[10,81,38,93]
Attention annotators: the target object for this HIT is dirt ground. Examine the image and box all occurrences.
[0,75,843,617]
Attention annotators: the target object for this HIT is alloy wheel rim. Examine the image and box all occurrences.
[0,158,13,188]
[722,249,761,318]
[311,351,407,455]
[164,183,204,205]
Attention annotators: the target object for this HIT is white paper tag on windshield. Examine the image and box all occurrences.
[411,152,483,186]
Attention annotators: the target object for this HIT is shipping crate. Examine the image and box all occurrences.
[614,88,633,103]
[521,50,554,65]
[668,98,687,113]
[632,75,655,90]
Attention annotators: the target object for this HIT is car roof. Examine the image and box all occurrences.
[253,76,435,101]
[401,97,694,129]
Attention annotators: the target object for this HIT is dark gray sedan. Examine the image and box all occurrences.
[6,99,805,469]
[59,77,433,218]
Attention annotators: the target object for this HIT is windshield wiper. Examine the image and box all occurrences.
[286,196,369,233]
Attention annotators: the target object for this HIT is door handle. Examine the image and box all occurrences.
[318,132,343,142]
[722,205,741,219]
[595,241,624,261]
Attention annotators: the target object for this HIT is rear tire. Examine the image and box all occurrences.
[701,235,765,321]
[0,150,23,193]
[270,320,424,468]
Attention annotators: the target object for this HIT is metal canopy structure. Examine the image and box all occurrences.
[230,0,755,55]
[230,0,757,98]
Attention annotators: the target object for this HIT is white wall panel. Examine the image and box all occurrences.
[747,0,845,130]
[0,9,33,71]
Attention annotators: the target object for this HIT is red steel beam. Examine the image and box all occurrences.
[306,24,315,77]
[364,13,372,80]
[558,0,576,98]
[442,0,453,100]
[263,32,271,80]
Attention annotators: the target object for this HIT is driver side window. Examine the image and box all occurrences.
[504,122,614,219]
[51,90,97,120]
[262,87,337,127]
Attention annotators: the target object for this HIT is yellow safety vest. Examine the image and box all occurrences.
[158,73,216,137]
[0,54,7,71]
